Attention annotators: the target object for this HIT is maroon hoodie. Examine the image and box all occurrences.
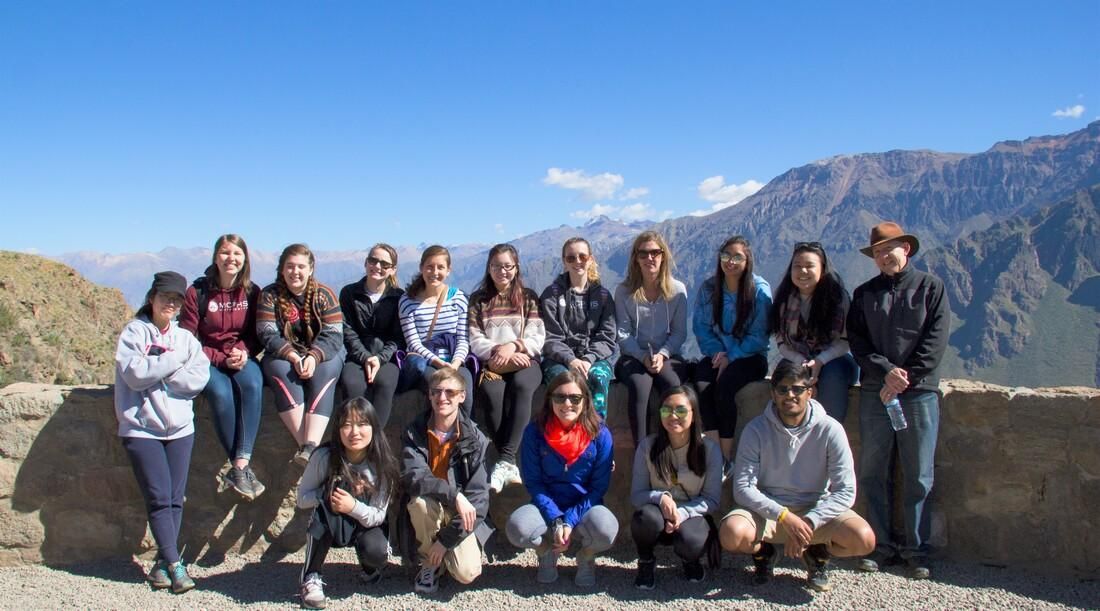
[179,277,262,369]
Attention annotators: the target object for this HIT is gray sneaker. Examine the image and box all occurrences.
[146,559,171,589]
[243,465,265,498]
[535,543,559,584]
[574,549,597,587]
[293,443,317,467]
[168,561,195,594]
[300,572,326,609]
[222,467,254,500]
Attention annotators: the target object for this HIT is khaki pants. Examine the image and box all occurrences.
[724,507,863,553]
[407,496,482,584]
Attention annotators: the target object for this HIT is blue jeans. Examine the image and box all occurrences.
[815,354,859,424]
[858,389,939,559]
[202,360,263,461]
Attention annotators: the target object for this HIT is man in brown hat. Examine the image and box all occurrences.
[846,221,950,580]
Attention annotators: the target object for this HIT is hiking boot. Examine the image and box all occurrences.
[489,460,522,493]
[535,543,560,584]
[575,549,597,587]
[634,558,656,590]
[168,561,195,594]
[146,558,171,589]
[243,465,265,498]
[683,559,706,583]
[359,567,382,585]
[858,549,899,572]
[414,563,441,594]
[223,466,255,500]
[803,544,831,592]
[752,542,777,585]
[905,557,931,580]
[293,443,318,467]
[300,572,326,609]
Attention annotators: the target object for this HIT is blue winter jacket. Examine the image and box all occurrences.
[519,421,614,528]
[692,274,772,360]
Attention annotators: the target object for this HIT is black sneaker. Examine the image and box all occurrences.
[359,567,382,585]
[905,557,931,580]
[222,467,254,500]
[683,560,706,583]
[634,559,656,590]
[751,542,777,585]
[803,544,831,592]
[858,549,899,572]
[243,465,265,498]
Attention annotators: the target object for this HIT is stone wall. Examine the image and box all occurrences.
[0,380,1097,577]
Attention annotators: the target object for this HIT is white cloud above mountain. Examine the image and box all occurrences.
[542,168,625,201]
[1052,104,1085,119]
[689,176,765,216]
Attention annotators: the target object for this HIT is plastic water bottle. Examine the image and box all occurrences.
[885,397,907,431]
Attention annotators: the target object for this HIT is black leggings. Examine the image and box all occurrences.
[616,355,686,446]
[302,522,388,579]
[631,503,710,563]
[478,361,541,463]
[695,354,767,439]
[340,360,401,427]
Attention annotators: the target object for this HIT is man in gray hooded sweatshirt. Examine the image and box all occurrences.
[719,360,875,592]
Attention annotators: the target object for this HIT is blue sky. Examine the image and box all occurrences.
[1,1,1097,254]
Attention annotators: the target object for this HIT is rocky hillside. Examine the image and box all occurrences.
[0,252,131,386]
[923,186,1100,386]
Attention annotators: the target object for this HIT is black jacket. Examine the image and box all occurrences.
[539,273,619,367]
[399,409,492,550]
[847,266,950,394]
[338,279,405,367]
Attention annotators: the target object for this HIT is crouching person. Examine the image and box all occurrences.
[719,361,874,592]
[399,368,492,594]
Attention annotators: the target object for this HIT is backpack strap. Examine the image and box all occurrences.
[192,277,211,322]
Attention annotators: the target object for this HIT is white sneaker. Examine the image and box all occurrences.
[414,564,441,594]
[490,460,522,493]
[300,572,326,609]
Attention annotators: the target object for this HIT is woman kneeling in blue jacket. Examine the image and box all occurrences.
[505,370,617,587]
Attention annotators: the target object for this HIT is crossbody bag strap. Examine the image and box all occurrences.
[425,285,448,341]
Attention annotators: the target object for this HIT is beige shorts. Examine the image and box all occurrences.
[723,506,862,547]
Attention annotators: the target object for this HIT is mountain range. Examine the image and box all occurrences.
[51,121,1100,387]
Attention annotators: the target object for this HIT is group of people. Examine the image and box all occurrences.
[112,221,949,604]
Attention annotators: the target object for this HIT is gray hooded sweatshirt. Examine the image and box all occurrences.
[732,398,856,529]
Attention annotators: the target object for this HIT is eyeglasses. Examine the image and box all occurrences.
[719,252,746,265]
[774,385,810,396]
[429,387,463,399]
[367,256,395,270]
[564,253,590,264]
[490,263,516,273]
[659,404,691,419]
[636,248,664,260]
[550,393,584,406]
[794,242,823,251]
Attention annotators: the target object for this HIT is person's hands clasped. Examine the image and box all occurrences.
[569,358,592,377]
[659,493,681,533]
[225,347,247,371]
[712,351,729,376]
[553,524,573,553]
[780,512,814,558]
[297,354,317,379]
[329,487,356,514]
[884,367,909,395]
[364,356,381,384]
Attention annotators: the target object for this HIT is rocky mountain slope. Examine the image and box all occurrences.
[0,252,131,386]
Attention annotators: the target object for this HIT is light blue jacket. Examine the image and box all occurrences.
[114,316,210,440]
[692,274,772,360]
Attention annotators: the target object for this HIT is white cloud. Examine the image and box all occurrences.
[493,223,504,234]
[620,187,650,201]
[688,176,765,216]
[543,168,624,201]
[570,202,671,223]
[1052,104,1086,119]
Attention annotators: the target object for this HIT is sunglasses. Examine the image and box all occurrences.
[794,241,823,251]
[367,256,395,270]
[719,252,746,265]
[636,248,664,260]
[774,385,810,396]
[564,253,591,264]
[429,387,463,399]
[490,263,517,273]
[659,404,691,419]
[551,393,584,406]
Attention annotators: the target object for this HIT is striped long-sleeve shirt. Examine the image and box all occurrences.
[399,287,470,363]
[256,283,344,363]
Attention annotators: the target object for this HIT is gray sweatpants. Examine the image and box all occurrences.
[505,503,618,554]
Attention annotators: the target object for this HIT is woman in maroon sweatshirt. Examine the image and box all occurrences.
[180,234,265,501]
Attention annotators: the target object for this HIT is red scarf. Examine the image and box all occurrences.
[544,417,592,466]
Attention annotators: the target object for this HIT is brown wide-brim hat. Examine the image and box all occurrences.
[860,222,920,258]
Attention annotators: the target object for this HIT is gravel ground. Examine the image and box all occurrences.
[4,546,1097,610]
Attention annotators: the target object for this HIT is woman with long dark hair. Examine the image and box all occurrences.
[768,242,858,422]
[692,236,772,472]
[339,243,406,427]
[258,243,345,467]
[505,371,617,587]
[630,385,722,589]
[180,234,265,500]
[468,243,546,493]
[614,231,688,446]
